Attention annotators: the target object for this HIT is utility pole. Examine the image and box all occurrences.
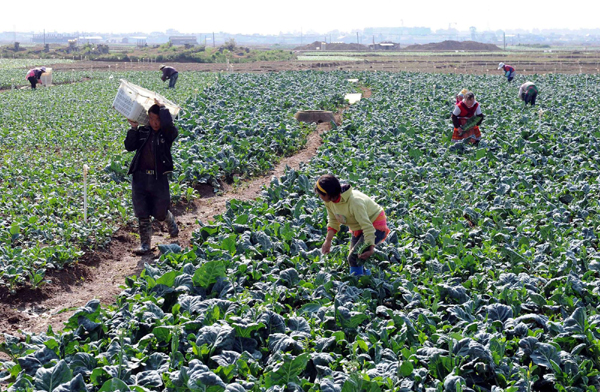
[356,32,359,44]
[503,32,506,50]
[43,29,45,46]
[213,32,215,47]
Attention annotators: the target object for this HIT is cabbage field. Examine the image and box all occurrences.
[3,69,600,391]
[0,70,351,291]
[0,60,79,89]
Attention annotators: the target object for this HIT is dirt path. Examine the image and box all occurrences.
[0,111,344,345]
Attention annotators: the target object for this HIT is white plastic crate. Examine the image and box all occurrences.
[344,93,362,104]
[112,79,181,126]
[40,68,53,86]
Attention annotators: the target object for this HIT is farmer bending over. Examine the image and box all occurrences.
[160,65,179,88]
[518,81,538,106]
[316,174,390,276]
[26,66,46,89]
[451,91,484,144]
[125,99,179,254]
[498,62,516,82]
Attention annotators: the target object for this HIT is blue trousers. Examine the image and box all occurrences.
[168,72,178,88]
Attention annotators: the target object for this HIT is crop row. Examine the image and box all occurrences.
[0,71,352,290]
[0,71,216,290]
[4,71,600,391]
[0,59,75,70]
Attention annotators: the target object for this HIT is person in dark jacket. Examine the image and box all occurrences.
[125,98,179,254]
[26,66,46,89]
[160,65,179,88]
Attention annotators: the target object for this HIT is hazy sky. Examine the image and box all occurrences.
[4,0,599,35]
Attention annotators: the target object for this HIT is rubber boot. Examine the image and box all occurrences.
[134,218,152,255]
[165,211,179,238]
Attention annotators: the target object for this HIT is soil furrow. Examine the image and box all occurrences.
[0,111,343,344]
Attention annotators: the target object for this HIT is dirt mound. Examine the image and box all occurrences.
[405,40,501,51]
[295,41,369,51]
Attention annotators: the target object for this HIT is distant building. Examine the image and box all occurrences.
[169,36,198,46]
[80,36,103,44]
[369,42,401,50]
[130,36,147,47]
[32,33,77,44]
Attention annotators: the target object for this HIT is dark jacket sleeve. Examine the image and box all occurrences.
[475,114,484,126]
[124,128,141,151]
[159,107,178,143]
[451,114,461,128]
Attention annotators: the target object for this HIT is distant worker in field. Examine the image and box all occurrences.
[498,62,516,82]
[518,81,538,106]
[316,174,390,277]
[455,88,468,105]
[160,65,179,88]
[125,98,179,255]
[451,91,484,144]
[25,66,46,89]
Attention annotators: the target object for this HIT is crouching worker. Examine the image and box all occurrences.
[160,65,179,88]
[455,88,468,105]
[26,66,46,89]
[125,98,179,254]
[518,81,538,106]
[316,174,390,276]
[498,62,516,82]
[451,91,484,144]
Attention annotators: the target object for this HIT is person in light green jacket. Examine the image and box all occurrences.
[315,174,390,276]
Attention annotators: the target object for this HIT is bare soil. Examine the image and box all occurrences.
[404,40,501,51]
[0,110,343,348]
[44,53,600,76]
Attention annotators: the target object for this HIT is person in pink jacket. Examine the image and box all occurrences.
[25,66,46,89]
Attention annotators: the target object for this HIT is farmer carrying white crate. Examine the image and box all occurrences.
[25,66,46,89]
[518,81,538,106]
[124,98,179,255]
[316,174,391,277]
[451,91,484,144]
[160,65,179,88]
